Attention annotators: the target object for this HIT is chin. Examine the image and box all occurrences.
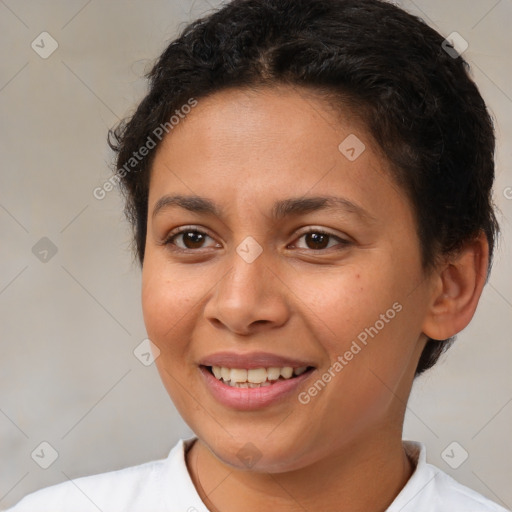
[198,425,318,474]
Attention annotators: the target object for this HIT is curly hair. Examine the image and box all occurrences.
[108,0,499,376]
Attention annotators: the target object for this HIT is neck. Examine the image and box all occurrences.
[186,429,414,512]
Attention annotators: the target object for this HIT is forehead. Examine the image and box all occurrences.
[165,85,369,149]
[148,85,409,225]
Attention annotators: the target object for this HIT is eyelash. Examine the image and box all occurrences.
[162,226,350,253]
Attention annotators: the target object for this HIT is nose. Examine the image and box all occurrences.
[203,242,290,336]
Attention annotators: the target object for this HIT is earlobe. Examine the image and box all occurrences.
[421,232,489,341]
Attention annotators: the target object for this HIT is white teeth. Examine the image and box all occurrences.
[230,368,248,383]
[280,367,293,379]
[247,368,267,384]
[267,367,281,380]
[209,365,310,387]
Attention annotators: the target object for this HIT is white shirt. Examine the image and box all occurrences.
[3,438,510,512]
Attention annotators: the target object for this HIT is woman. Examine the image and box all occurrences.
[6,0,509,510]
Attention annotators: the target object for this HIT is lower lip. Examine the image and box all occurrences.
[199,366,314,411]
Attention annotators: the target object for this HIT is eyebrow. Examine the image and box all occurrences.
[152,194,376,223]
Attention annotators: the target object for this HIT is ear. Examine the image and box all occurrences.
[421,231,490,341]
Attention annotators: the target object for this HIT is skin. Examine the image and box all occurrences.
[141,85,489,512]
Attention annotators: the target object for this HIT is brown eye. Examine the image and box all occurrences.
[179,231,208,249]
[290,229,350,251]
[303,232,330,250]
[163,227,219,251]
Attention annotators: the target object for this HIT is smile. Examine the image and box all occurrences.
[207,365,309,388]
[199,356,315,410]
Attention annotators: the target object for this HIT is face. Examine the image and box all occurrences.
[142,85,434,473]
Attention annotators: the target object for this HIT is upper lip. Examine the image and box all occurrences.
[198,351,314,369]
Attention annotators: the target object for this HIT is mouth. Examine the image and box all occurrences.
[198,353,316,410]
[202,364,314,388]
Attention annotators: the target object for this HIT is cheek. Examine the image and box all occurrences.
[299,260,419,389]
[141,255,203,350]
[141,257,203,414]
[295,265,395,351]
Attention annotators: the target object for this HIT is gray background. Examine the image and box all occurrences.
[0,0,511,509]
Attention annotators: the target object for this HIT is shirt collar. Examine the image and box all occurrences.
[166,437,435,512]
[161,437,210,512]
[386,440,439,511]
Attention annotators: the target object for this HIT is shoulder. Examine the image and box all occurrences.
[2,439,191,512]
[388,441,510,512]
